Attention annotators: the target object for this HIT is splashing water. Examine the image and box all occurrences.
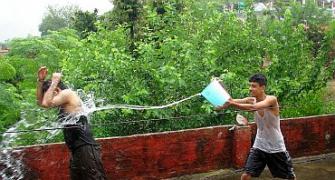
[1,89,202,137]
[91,93,201,112]
[0,149,25,180]
[0,89,201,179]
[0,112,42,180]
[0,109,61,180]
[58,90,201,125]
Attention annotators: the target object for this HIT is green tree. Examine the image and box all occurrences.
[70,9,98,39]
[103,0,144,54]
[0,83,20,134]
[0,62,16,81]
[39,5,79,36]
[0,62,20,137]
[290,0,333,57]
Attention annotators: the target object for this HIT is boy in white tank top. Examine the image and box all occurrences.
[217,74,295,180]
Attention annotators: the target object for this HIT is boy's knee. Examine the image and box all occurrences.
[241,173,251,180]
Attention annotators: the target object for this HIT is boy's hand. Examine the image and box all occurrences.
[214,99,232,111]
[245,97,256,104]
[51,73,62,83]
[37,66,48,81]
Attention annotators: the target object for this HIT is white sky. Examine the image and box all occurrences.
[0,0,114,42]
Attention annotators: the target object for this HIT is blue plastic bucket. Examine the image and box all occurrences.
[201,80,231,107]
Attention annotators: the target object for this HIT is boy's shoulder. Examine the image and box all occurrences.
[60,89,73,94]
[266,95,278,102]
[60,89,77,98]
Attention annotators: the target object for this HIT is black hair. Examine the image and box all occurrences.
[42,80,67,94]
[249,73,267,86]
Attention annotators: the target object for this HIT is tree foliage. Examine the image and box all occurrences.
[71,9,98,39]
[61,0,335,136]
[0,62,16,81]
[39,5,79,36]
[1,0,334,146]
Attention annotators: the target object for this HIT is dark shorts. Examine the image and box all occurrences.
[244,148,296,179]
[70,145,107,180]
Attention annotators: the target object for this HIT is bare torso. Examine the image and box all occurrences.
[60,89,83,113]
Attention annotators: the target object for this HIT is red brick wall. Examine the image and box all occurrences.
[282,115,335,156]
[2,115,335,179]
[22,144,70,180]
[99,127,235,179]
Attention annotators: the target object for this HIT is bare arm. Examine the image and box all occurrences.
[41,73,69,107]
[42,90,70,108]
[215,97,255,111]
[229,96,277,111]
[233,97,256,104]
[36,67,48,107]
[36,81,45,107]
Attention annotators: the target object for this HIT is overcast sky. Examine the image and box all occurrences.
[0,0,114,42]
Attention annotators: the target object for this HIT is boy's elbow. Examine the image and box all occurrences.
[41,101,52,108]
[37,101,46,108]
[41,104,49,108]
[41,103,49,108]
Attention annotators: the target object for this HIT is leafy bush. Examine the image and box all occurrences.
[0,83,20,133]
[0,63,16,81]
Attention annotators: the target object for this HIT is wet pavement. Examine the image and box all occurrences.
[170,153,335,180]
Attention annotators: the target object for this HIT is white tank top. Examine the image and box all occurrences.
[253,110,286,153]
